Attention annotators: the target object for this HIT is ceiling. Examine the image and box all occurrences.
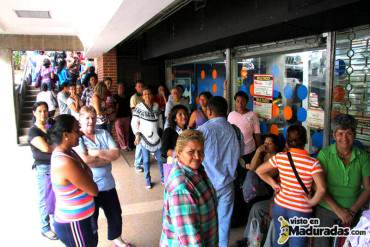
[0,0,179,57]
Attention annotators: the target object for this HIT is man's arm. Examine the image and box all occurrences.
[350,176,370,214]
[322,191,354,225]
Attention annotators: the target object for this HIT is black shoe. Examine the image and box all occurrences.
[235,238,248,247]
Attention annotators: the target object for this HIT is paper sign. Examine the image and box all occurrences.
[254,74,274,99]
[307,108,325,129]
[253,98,272,119]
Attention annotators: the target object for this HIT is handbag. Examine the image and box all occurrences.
[287,152,309,194]
[44,174,55,215]
[242,170,272,203]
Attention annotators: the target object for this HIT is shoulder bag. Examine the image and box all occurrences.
[287,152,309,195]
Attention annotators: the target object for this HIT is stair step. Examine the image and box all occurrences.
[28,88,40,92]
[21,127,31,136]
[27,85,39,90]
[23,101,35,107]
[25,94,37,100]
[22,106,33,113]
[21,120,33,127]
[21,112,33,118]
[18,135,29,146]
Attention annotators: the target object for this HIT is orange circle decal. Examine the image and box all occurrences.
[333,85,346,102]
[283,106,293,120]
[272,103,280,118]
[270,124,279,135]
[240,66,248,79]
[249,84,255,97]
[200,70,206,80]
[212,83,218,93]
[212,69,218,80]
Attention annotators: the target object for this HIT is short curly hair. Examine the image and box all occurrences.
[332,114,357,135]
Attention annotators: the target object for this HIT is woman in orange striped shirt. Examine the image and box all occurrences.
[256,125,326,247]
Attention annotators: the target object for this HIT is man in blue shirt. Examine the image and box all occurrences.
[198,96,243,247]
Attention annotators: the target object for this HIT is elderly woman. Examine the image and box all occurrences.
[75,106,131,247]
[314,114,370,247]
[49,114,98,246]
[188,91,212,129]
[160,130,218,246]
[161,104,189,164]
[131,87,164,189]
[28,102,57,240]
[256,125,326,247]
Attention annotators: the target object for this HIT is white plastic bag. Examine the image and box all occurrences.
[248,218,263,247]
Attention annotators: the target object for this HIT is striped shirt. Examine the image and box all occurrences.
[51,151,95,223]
[269,148,323,213]
[160,162,218,247]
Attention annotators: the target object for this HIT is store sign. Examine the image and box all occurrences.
[307,108,325,129]
[254,74,274,99]
[253,97,272,119]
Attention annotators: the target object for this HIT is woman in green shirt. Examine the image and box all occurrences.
[314,114,370,247]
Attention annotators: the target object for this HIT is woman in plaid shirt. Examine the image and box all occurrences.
[160,130,218,247]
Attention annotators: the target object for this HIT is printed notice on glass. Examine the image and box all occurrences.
[307,108,325,129]
[253,98,272,119]
[254,74,274,99]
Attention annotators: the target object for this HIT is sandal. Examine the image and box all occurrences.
[41,230,58,240]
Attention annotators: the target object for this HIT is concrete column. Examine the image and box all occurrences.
[0,49,17,148]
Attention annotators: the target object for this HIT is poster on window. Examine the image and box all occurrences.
[307,108,325,129]
[253,97,272,119]
[254,74,274,99]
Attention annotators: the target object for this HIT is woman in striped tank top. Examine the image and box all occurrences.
[49,114,98,247]
[256,125,326,247]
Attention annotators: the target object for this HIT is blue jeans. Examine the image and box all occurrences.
[134,143,143,168]
[216,183,235,247]
[141,147,164,184]
[272,204,311,247]
[35,164,52,233]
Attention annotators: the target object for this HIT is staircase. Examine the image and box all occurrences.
[18,85,39,145]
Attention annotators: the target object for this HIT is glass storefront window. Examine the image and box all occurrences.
[334,26,370,152]
[234,49,326,155]
[171,59,226,107]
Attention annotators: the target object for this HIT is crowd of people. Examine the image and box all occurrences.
[27,56,370,247]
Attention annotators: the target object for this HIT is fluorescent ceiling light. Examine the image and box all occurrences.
[14,10,51,19]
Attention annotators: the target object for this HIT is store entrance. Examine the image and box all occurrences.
[234,49,327,155]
